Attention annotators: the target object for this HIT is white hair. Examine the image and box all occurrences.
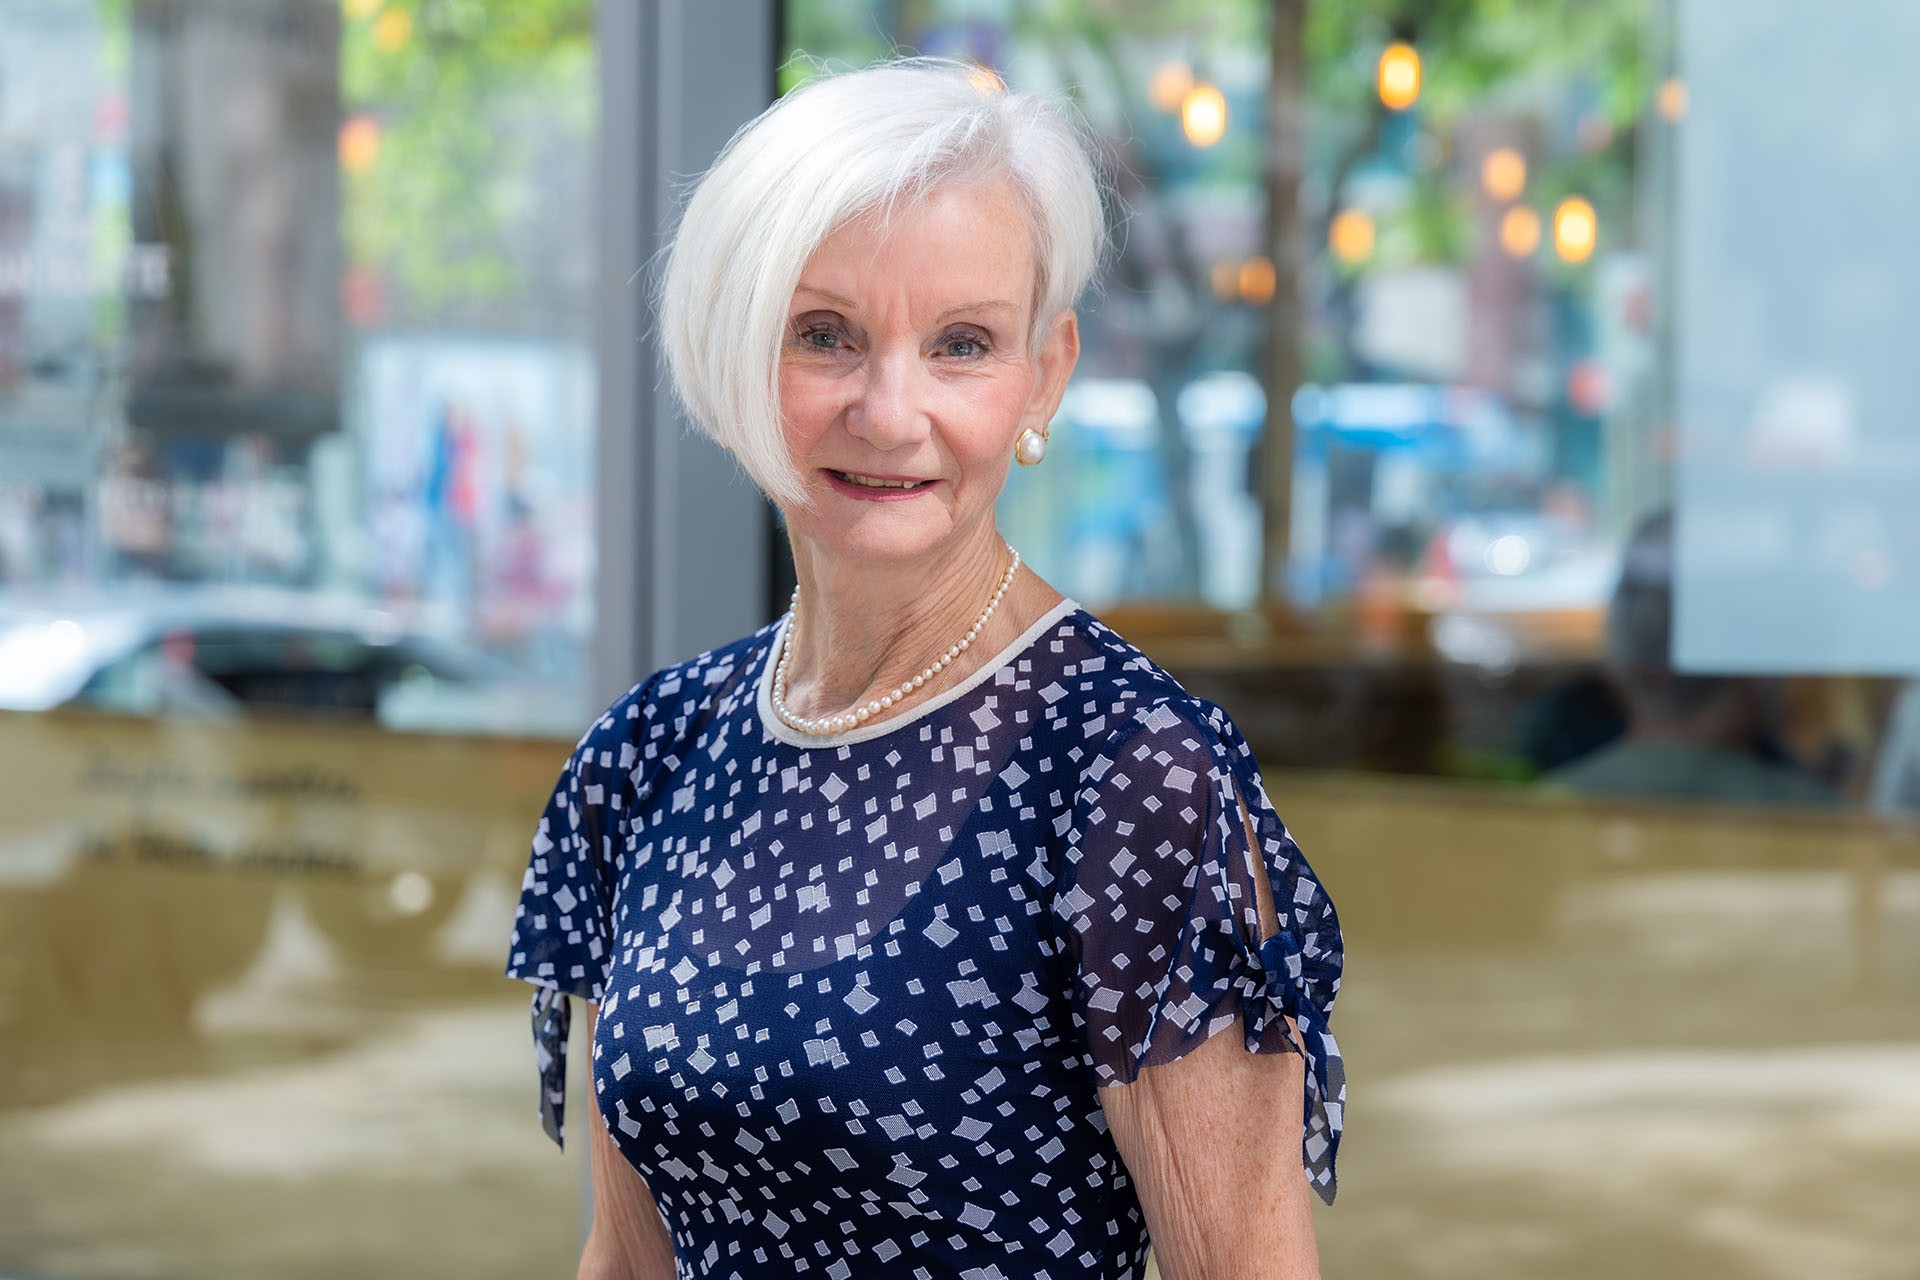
[656,58,1109,507]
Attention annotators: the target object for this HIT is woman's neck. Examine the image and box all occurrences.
[780,530,1057,722]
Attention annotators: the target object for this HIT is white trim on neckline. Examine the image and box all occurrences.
[755,598,1081,749]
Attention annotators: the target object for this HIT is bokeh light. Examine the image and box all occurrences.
[1567,359,1608,415]
[1481,147,1527,202]
[1499,205,1541,257]
[1149,61,1194,114]
[1330,209,1376,264]
[1553,195,1597,263]
[1378,43,1422,111]
[1485,534,1532,576]
[372,7,412,52]
[338,115,382,174]
[1658,76,1689,121]
[1180,83,1227,147]
[1238,256,1277,305]
[388,871,436,917]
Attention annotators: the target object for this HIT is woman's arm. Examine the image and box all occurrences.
[1098,791,1322,1280]
[1100,1025,1321,1280]
[578,1003,679,1280]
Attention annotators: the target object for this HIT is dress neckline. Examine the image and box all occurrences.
[754,597,1081,749]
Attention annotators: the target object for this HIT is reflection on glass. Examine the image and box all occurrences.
[0,0,597,736]
[0,10,603,1269]
[786,0,1918,817]
[1673,0,1920,680]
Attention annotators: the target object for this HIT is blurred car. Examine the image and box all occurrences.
[0,587,579,735]
[1416,512,1617,672]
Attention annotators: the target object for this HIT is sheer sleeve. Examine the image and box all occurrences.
[503,681,647,1149]
[1055,697,1346,1204]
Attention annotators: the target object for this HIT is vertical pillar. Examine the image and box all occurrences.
[1260,0,1307,610]
[595,0,778,708]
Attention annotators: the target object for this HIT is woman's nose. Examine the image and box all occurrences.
[846,349,929,450]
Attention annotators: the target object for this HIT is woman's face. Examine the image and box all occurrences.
[777,180,1079,569]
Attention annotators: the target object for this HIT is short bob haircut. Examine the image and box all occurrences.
[657,58,1109,508]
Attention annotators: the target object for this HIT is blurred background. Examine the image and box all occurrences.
[1,1,1916,1276]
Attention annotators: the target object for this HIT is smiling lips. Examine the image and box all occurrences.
[827,468,934,498]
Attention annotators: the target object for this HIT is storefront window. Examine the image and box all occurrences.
[0,0,596,735]
[783,0,1917,820]
[1,3,603,1274]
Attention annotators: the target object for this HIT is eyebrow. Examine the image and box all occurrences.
[935,299,1021,323]
[792,284,1021,324]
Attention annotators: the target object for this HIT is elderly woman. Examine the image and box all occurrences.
[506,59,1345,1280]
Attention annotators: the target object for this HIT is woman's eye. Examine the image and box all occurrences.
[796,327,844,351]
[940,334,987,358]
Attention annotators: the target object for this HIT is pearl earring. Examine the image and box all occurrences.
[1014,428,1047,466]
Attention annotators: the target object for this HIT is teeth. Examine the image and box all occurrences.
[836,471,920,489]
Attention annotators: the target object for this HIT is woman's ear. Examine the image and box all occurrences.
[1022,309,1081,435]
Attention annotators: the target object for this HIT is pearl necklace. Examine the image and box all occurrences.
[771,545,1021,737]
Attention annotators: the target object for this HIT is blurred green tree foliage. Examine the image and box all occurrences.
[340,0,594,320]
[784,0,1649,271]
[1304,0,1650,269]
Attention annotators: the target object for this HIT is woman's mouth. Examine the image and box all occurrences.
[825,469,934,498]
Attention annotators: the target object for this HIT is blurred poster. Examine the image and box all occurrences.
[0,1,130,578]
[0,0,342,587]
[354,336,594,678]
[1674,0,1920,674]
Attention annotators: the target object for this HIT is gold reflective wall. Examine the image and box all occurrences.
[4,708,1915,1276]
[0,708,586,1276]
[1293,779,1920,1277]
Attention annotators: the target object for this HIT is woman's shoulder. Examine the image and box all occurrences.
[1041,606,1237,747]
[641,622,779,708]
[569,621,781,760]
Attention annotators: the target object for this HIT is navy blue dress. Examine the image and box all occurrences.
[505,600,1344,1278]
